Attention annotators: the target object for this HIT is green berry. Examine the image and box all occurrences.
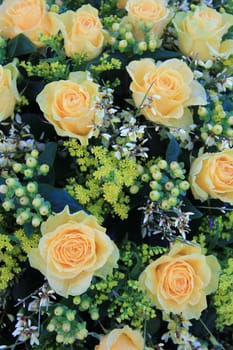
[149,190,161,201]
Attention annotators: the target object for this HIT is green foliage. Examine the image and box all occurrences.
[214,258,233,329]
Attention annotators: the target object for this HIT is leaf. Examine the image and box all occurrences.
[182,197,203,219]
[166,136,180,163]
[38,183,84,213]
[7,33,37,58]
[38,142,57,167]
[0,177,5,201]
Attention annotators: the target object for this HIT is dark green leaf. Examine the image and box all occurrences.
[38,142,57,167]
[23,222,35,238]
[166,136,180,163]
[7,33,37,58]
[38,183,84,213]
[182,197,203,219]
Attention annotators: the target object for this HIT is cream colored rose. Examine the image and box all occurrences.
[126,58,207,128]
[122,0,172,40]
[28,206,119,298]
[189,149,233,204]
[0,61,20,121]
[117,0,128,9]
[0,0,59,47]
[95,326,144,350]
[58,4,104,60]
[36,71,103,145]
[139,242,221,320]
[173,6,233,60]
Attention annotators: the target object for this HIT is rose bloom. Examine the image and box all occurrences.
[173,6,233,61]
[122,0,172,40]
[126,58,207,128]
[139,242,221,320]
[0,61,20,121]
[189,149,233,204]
[28,206,119,298]
[36,71,104,145]
[57,4,104,60]
[117,0,128,9]
[0,0,59,47]
[95,326,144,350]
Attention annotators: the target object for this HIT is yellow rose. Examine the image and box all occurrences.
[36,71,104,145]
[189,149,233,204]
[126,58,207,128]
[58,4,104,60]
[117,0,128,9]
[28,206,119,298]
[123,0,172,40]
[0,61,20,121]
[173,6,233,60]
[139,242,221,320]
[0,0,59,47]
[95,326,144,350]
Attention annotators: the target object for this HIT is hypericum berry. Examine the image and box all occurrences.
[19,196,30,206]
[129,184,139,194]
[73,296,81,305]
[39,164,50,175]
[12,162,23,173]
[171,187,180,197]
[119,39,127,49]
[212,124,223,135]
[66,310,76,322]
[158,159,168,169]
[31,215,41,227]
[151,170,162,181]
[149,180,162,190]
[164,181,174,191]
[6,177,17,187]
[30,150,39,158]
[26,156,38,168]
[62,322,71,333]
[141,173,150,182]
[15,187,25,197]
[26,182,38,193]
[0,184,8,194]
[2,200,15,211]
[149,190,161,201]
[54,306,64,316]
[24,169,33,178]
[179,180,190,191]
[39,203,50,216]
[56,334,65,343]
[32,196,44,208]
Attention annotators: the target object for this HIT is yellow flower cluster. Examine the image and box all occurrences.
[0,234,24,290]
[65,141,139,221]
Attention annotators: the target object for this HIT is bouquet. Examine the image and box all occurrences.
[0,0,232,349]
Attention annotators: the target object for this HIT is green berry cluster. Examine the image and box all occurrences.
[73,294,100,321]
[141,158,190,210]
[198,96,233,150]
[47,305,88,345]
[107,20,158,55]
[1,150,51,228]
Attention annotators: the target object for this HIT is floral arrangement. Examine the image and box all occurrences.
[0,0,232,349]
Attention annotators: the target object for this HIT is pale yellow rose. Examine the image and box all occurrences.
[0,0,59,47]
[126,58,207,128]
[58,4,104,60]
[95,326,144,350]
[122,0,172,40]
[28,206,119,298]
[189,149,233,204]
[0,61,20,121]
[117,0,128,9]
[173,6,233,60]
[36,71,104,145]
[139,242,221,320]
